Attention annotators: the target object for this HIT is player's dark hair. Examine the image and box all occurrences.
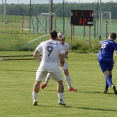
[50,30,57,40]
[110,32,116,40]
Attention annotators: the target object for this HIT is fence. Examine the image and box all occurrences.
[0,0,117,39]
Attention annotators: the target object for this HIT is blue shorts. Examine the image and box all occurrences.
[98,59,114,72]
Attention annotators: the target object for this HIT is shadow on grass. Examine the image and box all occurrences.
[33,104,71,108]
[2,69,35,72]
[33,104,117,112]
[82,91,114,95]
[77,106,117,112]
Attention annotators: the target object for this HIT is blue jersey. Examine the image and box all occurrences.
[98,39,117,60]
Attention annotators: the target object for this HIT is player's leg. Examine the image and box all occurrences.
[57,80,66,105]
[103,70,117,95]
[104,80,109,93]
[107,61,117,94]
[63,69,71,88]
[103,70,112,91]
[51,68,66,105]
[104,71,112,93]
[61,62,77,91]
[32,80,41,105]
[63,69,77,91]
[99,59,115,93]
[32,70,47,105]
[41,73,51,89]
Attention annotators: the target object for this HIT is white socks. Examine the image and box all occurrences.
[44,73,51,84]
[58,93,64,100]
[32,92,38,99]
[65,76,71,89]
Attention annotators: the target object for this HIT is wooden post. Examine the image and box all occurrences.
[70,25,73,51]
[50,0,53,31]
[84,26,85,38]
[4,0,6,28]
[106,21,108,40]
[88,26,91,51]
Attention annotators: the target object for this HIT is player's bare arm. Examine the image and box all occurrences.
[115,50,117,55]
[65,51,68,59]
[33,50,41,62]
[59,54,65,66]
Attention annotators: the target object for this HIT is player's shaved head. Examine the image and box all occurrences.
[109,32,116,40]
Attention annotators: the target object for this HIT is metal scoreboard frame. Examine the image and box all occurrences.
[70,10,94,51]
[70,10,94,26]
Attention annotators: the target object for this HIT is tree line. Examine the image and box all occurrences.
[0,2,117,19]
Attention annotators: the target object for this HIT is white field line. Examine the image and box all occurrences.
[29,34,49,43]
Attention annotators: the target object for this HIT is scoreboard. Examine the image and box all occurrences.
[70,10,93,26]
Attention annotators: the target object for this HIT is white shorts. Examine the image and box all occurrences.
[36,67,63,81]
[61,61,68,70]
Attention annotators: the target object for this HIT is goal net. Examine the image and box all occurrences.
[30,12,56,33]
[95,11,111,38]
[29,0,64,34]
[38,13,56,33]
[21,16,30,31]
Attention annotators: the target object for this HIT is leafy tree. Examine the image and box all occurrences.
[0,2,117,19]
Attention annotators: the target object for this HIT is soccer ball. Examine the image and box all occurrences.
[57,33,63,40]
[0,57,5,61]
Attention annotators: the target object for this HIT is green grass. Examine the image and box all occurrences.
[0,51,117,117]
[0,16,117,51]
[0,15,117,37]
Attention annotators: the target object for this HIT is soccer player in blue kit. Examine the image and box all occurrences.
[98,32,117,95]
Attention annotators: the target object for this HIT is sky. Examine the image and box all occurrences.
[66,0,117,3]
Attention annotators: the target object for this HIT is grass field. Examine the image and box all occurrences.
[0,51,117,117]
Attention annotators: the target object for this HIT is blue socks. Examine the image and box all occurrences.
[105,75,113,90]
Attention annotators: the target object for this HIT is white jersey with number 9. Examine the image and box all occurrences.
[35,40,65,72]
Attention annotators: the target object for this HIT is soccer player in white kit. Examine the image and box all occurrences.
[32,31,66,106]
[41,33,77,91]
